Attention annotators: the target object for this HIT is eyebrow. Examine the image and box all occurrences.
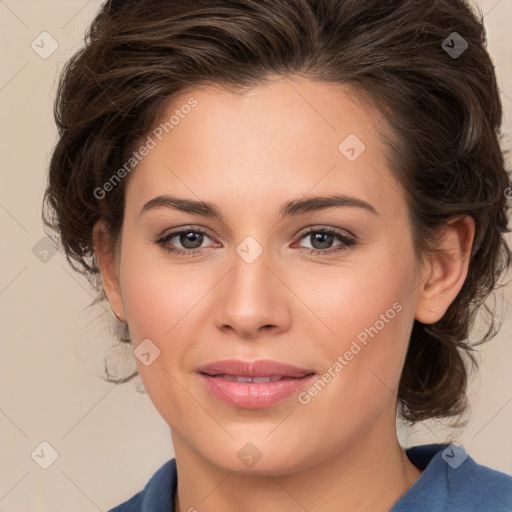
[139,193,379,219]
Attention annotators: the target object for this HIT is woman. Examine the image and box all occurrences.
[43,0,512,510]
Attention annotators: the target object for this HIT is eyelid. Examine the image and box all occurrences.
[157,224,213,240]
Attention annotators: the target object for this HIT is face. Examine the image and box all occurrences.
[102,78,429,475]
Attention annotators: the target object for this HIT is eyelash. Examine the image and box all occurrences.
[154,225,357,258]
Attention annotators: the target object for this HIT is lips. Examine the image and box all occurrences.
[197,359,314,378]
[197,359,316,409]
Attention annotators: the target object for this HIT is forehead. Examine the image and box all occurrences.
[125,78,405,220]
[163,78,386,148]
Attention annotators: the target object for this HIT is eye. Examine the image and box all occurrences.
[154,225,357,257]
[154,226,217,256]
[293,227,356,255]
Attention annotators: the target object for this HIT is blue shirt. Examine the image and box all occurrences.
[108,443,512,511]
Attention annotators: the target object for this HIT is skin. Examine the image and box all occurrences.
[94,77,475,512]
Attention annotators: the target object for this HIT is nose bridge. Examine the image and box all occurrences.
[231,236,273,311]
[215,234,288,336]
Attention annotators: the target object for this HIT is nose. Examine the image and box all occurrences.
[214,245,291,339]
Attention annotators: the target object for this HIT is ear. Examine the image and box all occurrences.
[92,219,126,322]
[415,215,475,324]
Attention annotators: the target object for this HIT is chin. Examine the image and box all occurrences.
[195,433,321,477]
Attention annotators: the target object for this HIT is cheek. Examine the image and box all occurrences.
[118,242,215,345]
[117,247,209,420]
[293,249,415,356]
[299,244,417,405]
[293,279,414,454]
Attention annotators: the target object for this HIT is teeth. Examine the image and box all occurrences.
[216,374,285,383]
[253,376,271,383]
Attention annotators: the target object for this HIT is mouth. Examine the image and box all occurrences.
[197,358,314,378]
[196,359,316,409]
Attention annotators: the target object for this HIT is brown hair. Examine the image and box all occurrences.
[43,0,511,423]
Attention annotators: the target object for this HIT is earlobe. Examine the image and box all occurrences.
[92,219,126,322]
[415,215,475,324]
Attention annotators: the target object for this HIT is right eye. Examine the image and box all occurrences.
[154,226,219,256]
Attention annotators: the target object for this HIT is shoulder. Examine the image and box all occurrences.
[394,444,512,512]
[449,451,512,511]
[107,458,177,512]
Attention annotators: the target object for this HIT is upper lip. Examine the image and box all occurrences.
[197,359,315,378]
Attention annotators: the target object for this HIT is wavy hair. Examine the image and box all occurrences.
[43,0,511,423]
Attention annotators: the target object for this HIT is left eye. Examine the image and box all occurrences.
[154,226,356,256]
[293,227,356,254]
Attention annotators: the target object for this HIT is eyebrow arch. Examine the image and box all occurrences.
[280,194,378,217]
[139,193,378,219]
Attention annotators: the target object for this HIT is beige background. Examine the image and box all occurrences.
[0,0,511,510]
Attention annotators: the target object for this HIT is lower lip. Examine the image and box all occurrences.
[199,374,316,409]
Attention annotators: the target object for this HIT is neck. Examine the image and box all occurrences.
[172,419,422,512]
